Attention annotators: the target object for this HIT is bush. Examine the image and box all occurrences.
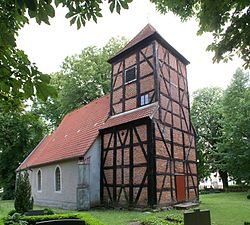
[43,208,54,215]
[4,213,28,225]
[14,171,33,214]
[23,213,106,225]
[244,222,250,225]
[7,210,17,217]
[140,214,184,225]
[247,189,250,199]
[1,189,14,200]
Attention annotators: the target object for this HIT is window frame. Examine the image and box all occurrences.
[140,94,149,106]
[54,165,62,193]
[37,169,42,192]
[124,65,137,84]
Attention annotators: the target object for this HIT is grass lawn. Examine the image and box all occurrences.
[0,192,249,225]
[199,192,250,225]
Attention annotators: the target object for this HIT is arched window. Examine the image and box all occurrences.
[37,169,42,191]
[55,166,61,192]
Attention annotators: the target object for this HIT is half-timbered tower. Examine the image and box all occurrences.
[100,24,198,207]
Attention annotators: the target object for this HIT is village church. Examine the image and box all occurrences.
[18,24,198,209]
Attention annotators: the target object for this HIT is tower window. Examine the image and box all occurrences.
[141,94,149,106]
[125,66,136,84]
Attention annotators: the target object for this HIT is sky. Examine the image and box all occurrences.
[16,0,245,95]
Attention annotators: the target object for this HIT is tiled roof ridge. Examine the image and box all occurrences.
[64,94,109,118]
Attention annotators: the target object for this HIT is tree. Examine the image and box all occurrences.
[32,37,127,128]
[0,0,130,110]
[3,0,248,109]
[0,1,57,111]
[0,112,47,199]
[152,0,250,68]
[191,87,229,188]
[14,171,33,213]
[220,69,250,184]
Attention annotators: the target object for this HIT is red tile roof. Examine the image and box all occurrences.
[18,95,110,170]
[18,95,158,170]
[101,103,158,130]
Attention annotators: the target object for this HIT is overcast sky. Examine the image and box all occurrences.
[16,0,245,94]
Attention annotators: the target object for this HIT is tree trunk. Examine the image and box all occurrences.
[219,170,228,190]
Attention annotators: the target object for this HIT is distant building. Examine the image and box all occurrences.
[199,172,236,189]
[18,24,198,209]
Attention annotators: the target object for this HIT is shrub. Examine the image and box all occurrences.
[7,210,17,217]
[23,213,106,225]
[1,190,14,200]
[4,213,28,225]
[244,222,250,225]
[43,208,54,215]
[14,171,33,214]
[247,189,250,199]
[140,214,184,225]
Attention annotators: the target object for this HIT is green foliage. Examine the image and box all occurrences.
[4,213,28,225]
[140,213,183,225]
[1,0,131,110]
[220,69,250,184]
[14,171,33,214]
[0,1,56,111]
[23,213,106,225]
[191,87,225,181]
[153,0,250,68]
[43,208,54,215]
[7,211,16,217]
[32,37,127,128]
[0,112,46,199]
[191,68,250,186]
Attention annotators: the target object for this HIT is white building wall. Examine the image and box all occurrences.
[83,137,101,207]
[29,159,78,209]
[27,137,101,209]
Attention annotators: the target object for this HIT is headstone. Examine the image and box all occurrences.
[184,209,211,225]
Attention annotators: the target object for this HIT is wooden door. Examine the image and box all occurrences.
[175,175,186,202]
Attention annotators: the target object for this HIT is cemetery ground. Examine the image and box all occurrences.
[0,192,249,225]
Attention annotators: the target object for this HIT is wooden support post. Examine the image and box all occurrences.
[129,127,134,205]
[147,119,157,207]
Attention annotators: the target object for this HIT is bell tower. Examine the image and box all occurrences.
[108,24,159,116]
[101,24,198,207]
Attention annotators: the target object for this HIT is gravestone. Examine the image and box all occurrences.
[184,209,211,225]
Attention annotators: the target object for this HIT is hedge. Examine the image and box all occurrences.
[23,213,106,225]
[2,213,106,225]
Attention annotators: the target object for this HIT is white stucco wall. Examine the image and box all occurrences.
[84,137,101,207]
[29,159,79,209]
[27,137,101,209]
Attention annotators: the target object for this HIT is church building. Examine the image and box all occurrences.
[18,24,198,209]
